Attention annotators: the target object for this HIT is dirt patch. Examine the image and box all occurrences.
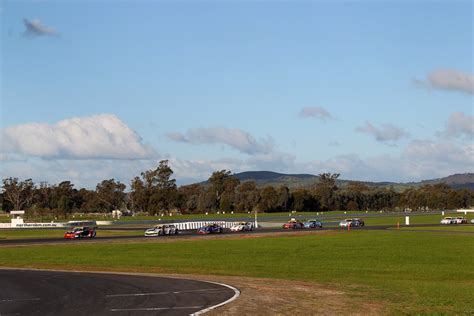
[195,275,385,316]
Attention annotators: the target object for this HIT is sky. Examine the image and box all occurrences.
[1,0,473,189]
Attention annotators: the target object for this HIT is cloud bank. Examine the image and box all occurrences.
[442,112,474,139]
[22,19,58,38]
[416,69,474,94]
[167,127,274,155]
[355,122,409,143]
[298,107,333,121]
[1,114,156,160]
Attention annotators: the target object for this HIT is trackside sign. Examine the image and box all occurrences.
[13,223,65,228]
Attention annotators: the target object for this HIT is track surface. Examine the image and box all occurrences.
[0,269,236,316]
[1,223,472,246]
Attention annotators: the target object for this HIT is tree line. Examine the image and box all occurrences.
[1,160,473,218]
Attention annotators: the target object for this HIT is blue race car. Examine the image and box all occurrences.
[197,223,223,234]
[304,219,323,229]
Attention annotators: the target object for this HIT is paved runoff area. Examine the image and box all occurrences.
[0,269,237,316]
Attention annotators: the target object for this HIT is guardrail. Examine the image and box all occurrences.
[167,221,242,230]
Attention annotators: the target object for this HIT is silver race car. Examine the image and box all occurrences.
[145,224,179,237]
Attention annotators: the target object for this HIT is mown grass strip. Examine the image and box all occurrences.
[0,229,142,240]
[0,230,472,314]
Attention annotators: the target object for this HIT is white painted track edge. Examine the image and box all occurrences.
[190,280,240,316]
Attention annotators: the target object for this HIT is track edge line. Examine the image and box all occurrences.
[189,280,240,316]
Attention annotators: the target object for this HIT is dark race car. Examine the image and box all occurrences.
[282,219,305,229]
[64,226,96,239]
[197,223,223,234]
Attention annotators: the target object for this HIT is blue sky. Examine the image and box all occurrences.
[1,1,473,188]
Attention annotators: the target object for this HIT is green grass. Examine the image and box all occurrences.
[0,231,472,314]
[316,214,474,226]
[394,225,474,232]
[0,229,141,240]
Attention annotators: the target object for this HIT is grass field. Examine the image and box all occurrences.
[348,214,473,226]
[0,230,472,314]
[394,225,474,232]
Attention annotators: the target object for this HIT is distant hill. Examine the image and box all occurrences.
[227,171,474,191]
[416,173,474,190]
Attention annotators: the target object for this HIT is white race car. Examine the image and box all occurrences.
[339,219,353,228]
[230,222,254,232]
[454,217,467,224]
[339,218,364,228]
[440,217,456,225]
[145,224,179,237]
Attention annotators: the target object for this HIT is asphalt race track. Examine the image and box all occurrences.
[1,223,473,246]
[0,269,238,316]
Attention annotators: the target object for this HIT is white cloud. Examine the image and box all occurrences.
[355,121,409,144]
[2,139,472,188]
[441,112,474,139]
[298,107,333,121]
[1,114,156,160]
[403,139,473,166]
[22,19,58,38]
[166,127,274,155]
[416,69,474,94]
[1,115,471,188]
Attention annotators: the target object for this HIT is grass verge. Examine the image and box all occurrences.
[0,230,472,314]
[0,229,141,240]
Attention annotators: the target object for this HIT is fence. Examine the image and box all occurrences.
[169,221,242,230]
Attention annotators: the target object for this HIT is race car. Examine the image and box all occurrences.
[440,217,456,224]
[230,222,253,232]
[353,218,365,227]
[339,218,364,228]
[64,226,96,239]
[197,223,223,234]
[304,219,323,229]
[454,217,467,224]
[283,219,305,229]
[144,224,179,237]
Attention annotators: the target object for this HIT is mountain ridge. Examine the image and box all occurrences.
[227,171,474,190]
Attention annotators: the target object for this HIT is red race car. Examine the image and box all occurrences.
[282,219,305,229]
[64,226,96,239]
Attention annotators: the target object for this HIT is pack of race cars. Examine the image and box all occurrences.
[63,214,472,239]
[63,219,350,239]
[440,216,469,224]
[142,219,325,236]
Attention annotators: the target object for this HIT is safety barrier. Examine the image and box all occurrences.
[168,221,242,231]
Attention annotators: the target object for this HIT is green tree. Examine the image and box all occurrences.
[313,173,340,211]
[258,186,279,212]
[208,170,240,212]
[235,181,260,212]
[291,189,318,212]
[176,184,203,214]
[276,186,291,212]
[130,160,178,214]
[2,178,34,211]
[95,179,126,212]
